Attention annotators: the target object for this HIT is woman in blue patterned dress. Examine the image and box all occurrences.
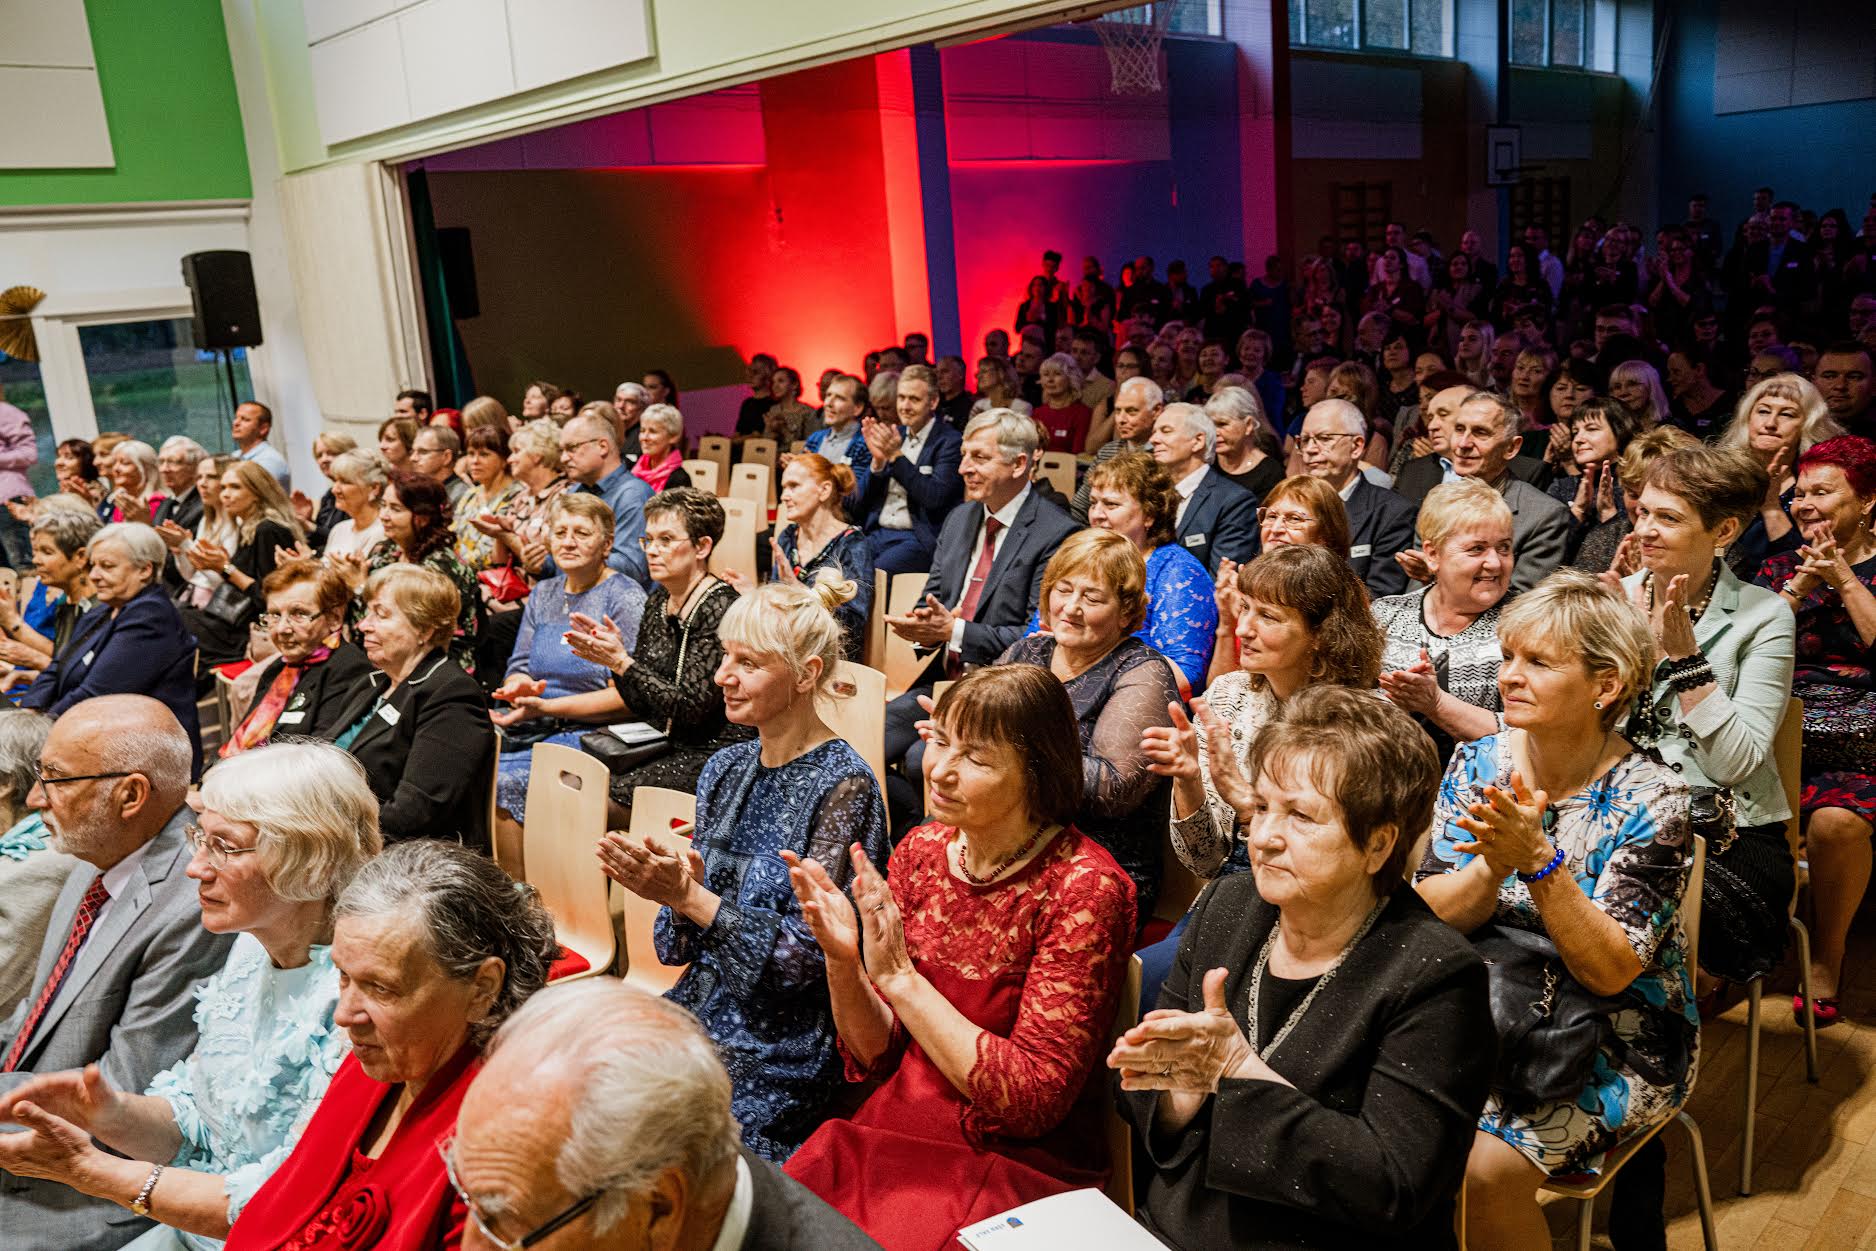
[0,742,382,1249]
[1415,572,1696,1248]
[1061,449,1216,695]
[488,493,646,826]
[764,453,871,660]
[597,573,889,1162]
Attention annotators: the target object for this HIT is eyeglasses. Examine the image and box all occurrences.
[1258,509,1316,529]
[637,533,693,552]
[438,1134,603,1249]
[559,437,603,455]
[258,608,325,627]
[30,762,132,790]
[184,823,261,867]
[1292,433,1360,450]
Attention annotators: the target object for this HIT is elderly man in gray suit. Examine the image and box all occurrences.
[1446,391,1570,594]
[0,695,235,1251]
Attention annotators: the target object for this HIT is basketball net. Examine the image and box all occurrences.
[1092,3,1174,95]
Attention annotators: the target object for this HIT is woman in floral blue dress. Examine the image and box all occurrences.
[0,742,381,1249]
[598,574,888,1162]
[1415,572,1697,1249]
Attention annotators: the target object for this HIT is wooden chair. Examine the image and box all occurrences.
[680,458,718,495]
[881,572,932,699]
[697,435,732,495]
[710,497,760,587]
[1740,696,1818,1193]
[1036,451,1077,501]
[1102,954,1144,1214]
[729,463,770,513]
[864,569,889,670]
[1541,834,1717,1251]
[618,786,698,993]
[741,438,779,509]
[1155,836,1205,925]
[817,661,888,802]
[788,440,809,456]
[519,743,613,982]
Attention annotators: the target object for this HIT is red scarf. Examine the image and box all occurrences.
[221,643,333,757]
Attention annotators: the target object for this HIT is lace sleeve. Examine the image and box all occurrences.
[1081,654,1180,818]
[964,855,1136,1141]
[1168,677,1252,878]
[1143,551,1218,696]
[616,586,732,727]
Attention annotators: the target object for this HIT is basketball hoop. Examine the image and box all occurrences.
[1092,3,1174,95]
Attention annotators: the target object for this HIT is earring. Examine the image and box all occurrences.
[1593,700,1604,710]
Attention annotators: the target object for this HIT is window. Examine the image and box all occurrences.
[77,319,250,464]
[1510,177,1572,256]
[1510,0,1617,72]
[1290,0,1451,56]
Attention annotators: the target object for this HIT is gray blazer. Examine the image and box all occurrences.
[1500,476,1571,595]
[1624,564,1797,828]
[0,807,236,1251]
[0,840,80,1019]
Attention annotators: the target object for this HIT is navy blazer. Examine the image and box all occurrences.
[1175,467,1259,574]
[21,586,200,762]
[918,487,1080,669]
[858,419,964,552]
[1344,476,1419,598]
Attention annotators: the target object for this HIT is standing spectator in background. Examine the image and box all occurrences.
[1665,344,1734,440]
[1071,328,1115,440]
[611,383,650,463]
[765,366,818,448]
[1075,255,1117,329]
[1121,255,1172,326]
[230,402,290,491]
[934,354,976,428]
[1816,342,1875,437]
[1685,193,1723,267]
[392,388,431,425]
[0,383,37,569]
[1034,353,1092,453]
[1235,327,1287,430]
[1525,223,1567,298]
[1165,259,1200,322]
[736,353,779,438]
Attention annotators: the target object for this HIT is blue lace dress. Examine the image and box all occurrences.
[656,737,888,1162]
[1415,734,1698,1175]
[144,933,346,1249]
[494,572,646,821]
[1022,543,1216,697]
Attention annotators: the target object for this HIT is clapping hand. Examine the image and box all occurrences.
[846,842,915,993]
[1795,527,1854,597]
[489,675,548,727]
[329,549,368,595]
[1190,698,1254,821]
[1108,967,1261,1093]
[1378,647,1442,714]
[886,594,955,648]
[770,538,801,586]
[470,512,515,539]
[783,848,860,967]
[596,829,706,907]
[1394,548,1433,583]
[1141,700,1204,782]
[0,1065,129,1143]
[156,519,190,552]
[5,499,35,525]
[564,612,629,673]
[1452,770,1553,879]
[1606,532,1643,580]
[0,1099,102,1187]
[1650,573,1698,662]
[273,540,317,566]
[1212,558,1243,629]
[187,539,230,573]
[290,489,316,525]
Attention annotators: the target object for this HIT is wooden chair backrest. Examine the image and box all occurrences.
[881,571,932,698]
[816,661,889,802]
[619,786,698,992]
[1101,954,1144,1213]
[709,496,760,585]
[1775,696,1803,910]
[522,743,615,978]
[680,458,718,495]
[1036,451,1076,500]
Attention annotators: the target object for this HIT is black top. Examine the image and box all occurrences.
[612,580,743,749]
[1252,968,1322,1055]
[1121,875,1494,1250]
[1219,456,1283,501]
[238,642,374,741]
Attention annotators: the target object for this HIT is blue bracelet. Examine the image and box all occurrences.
[1518,844,1566,884]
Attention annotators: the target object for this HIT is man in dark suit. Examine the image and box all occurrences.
[858,365,964,576]
[1148,402,1257,573]
[1448,392,1570,595]
[452,979,882,1251]
[152,437,209,595]
[1395,382,1550,506]
[881,408,1079,830]
[0,696,235,1251]
[1296,400,1416,598]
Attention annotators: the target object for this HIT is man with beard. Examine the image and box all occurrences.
[0,696,234,1250]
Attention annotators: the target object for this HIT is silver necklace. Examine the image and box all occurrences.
[1245,900,1386,1060]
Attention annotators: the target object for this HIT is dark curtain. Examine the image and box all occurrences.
[407,167,476,407]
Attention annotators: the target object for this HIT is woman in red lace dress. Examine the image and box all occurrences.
[783,665,1137,1251]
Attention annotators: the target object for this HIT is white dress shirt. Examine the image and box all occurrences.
[877,420,935,532]
[707,1155,754,1251]
[948,484,1030,652]
[1172,465,1209,527]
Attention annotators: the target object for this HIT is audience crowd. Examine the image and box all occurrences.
[0,183,1874,1251]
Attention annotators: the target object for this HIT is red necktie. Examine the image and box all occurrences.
[4,874,109,1073]
[947,516,1002,678]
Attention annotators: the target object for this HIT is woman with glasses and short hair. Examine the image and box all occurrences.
[222,561,371,757]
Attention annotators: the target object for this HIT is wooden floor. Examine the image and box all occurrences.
[1547,921,1876,1249]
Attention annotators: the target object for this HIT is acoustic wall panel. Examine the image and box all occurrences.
[399,0,515,123]
[509,0,651,93]
[309,20,412,145]
[0,0,113,169]
[301,0,404,44]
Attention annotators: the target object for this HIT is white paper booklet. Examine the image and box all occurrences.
[957,1188,1165,1250]
[606,720,666,744]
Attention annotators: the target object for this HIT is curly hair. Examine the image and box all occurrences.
[385,466,454,561]
[1085,450,1177,548]
[1236,544,1381,690]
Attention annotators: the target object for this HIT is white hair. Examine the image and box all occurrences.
[1459,389,1521,438]
[1304,398,1368,437]
[639,403,683,439]
[89,522,167,574]
[1204,384,1265,430]
[1162,402,1216,462]
[1117,375,1165,410]
[113,440,159,492]
[614,382,651,404]
[0,710,52,807]
[158,436,210,462]
[327,450,388,490]
[1039,352,1085,394]
[198,741,383,903]
[962,407,1040,463]
[487,980,740,1235]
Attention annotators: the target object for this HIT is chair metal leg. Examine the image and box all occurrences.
[1576,1196,1593,1251]
[1678,1112,1719,1251]
[1792,916,1820,1081]
[1742,976,1762,1194]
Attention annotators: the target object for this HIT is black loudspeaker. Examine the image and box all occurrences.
[181,251,263,349]
[436,227,479,319]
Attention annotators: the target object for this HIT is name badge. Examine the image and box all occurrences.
[919,465,933,475]
[377,704,402,727]
[81,650,95,667]
[1349,543,1373,558]
[1183,534,1206,548]
[278,710,307,726]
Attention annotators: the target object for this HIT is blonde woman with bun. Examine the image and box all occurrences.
[772,452,871,657]
[598,572,889,1163]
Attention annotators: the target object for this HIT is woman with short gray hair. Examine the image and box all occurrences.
[0,710,70,1014]
[321,450,388,562]
[0,740,383,1249]
[0,504,101,681]
[630,402,691,493]
[21,523,201,755]
[219,839,561,1251]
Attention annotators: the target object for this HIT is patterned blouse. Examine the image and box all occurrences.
[861,822,1136,1140]
[450,479,526,572]
[1169,669,1279,880]
[774,524,872,660]
[1754,551,1876,691]
[1141,543,1217,696]
[353,541,486,675]
[148,934,346,1246]
[613,580,739,747]
[506,476,571,552]
[657,737,888,1162]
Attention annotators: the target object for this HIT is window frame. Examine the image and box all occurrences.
[1288,0,1456,60]
[1508,0,1620,75]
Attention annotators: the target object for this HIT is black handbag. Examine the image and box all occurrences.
[1474,924,1622,1112]
[200,580,252,629]
[579,580,712,778]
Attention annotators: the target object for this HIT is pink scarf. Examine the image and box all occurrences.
[633,449,683,493]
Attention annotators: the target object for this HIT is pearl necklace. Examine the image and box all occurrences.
[1643,557,1720,626]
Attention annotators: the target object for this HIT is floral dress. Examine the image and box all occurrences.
[450,479,525,572]
[147,933,347,1248]
[1168,669,1280,881]
[656,737,888,1162]
[774,524,872,660]
[1416,734,1698,1175]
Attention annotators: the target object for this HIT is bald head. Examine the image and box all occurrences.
[33,696,190,867]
